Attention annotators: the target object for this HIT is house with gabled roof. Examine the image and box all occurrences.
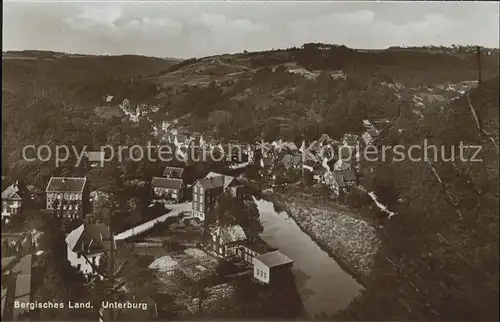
[209,224,247,259]
[163,166,184,179]
[192,173,244,221]
[65,223,114,277]
[191,174,226,222]
[151,177,185,205]
[325,169,358,196]
[2,179,22,223]
[45,177,87,220]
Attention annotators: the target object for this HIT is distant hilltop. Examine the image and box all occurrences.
[2,50,181,61]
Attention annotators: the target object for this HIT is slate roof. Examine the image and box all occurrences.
[162,166,185,179]
[65,224,113,255]
[211,225,247,245]
[196,176,225,190]
[1,184,21,201]
[151,177,183,190]
[45,177,86,193]
[255,250,293,268]
[205,172,238,189]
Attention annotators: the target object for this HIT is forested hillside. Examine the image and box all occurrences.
[2,44,499,320]
[339,75,499,320]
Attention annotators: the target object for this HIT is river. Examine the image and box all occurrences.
[255,198,363,318]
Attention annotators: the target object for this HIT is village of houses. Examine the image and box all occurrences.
[1,115,387,320]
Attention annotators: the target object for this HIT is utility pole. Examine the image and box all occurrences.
[476,45,482,86]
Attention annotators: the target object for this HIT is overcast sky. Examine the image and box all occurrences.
[3,0,499,58]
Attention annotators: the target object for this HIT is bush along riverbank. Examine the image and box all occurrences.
[262,190,381,286]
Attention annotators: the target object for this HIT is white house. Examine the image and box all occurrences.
[65,223,114,277]
[151,177,185,205]
[2,180,22,222]
[45,177,87,219]
[253,250,293,284]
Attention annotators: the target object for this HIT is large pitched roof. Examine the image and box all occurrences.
[204,172,238,189]
[1,184,21,201]
[196,176,225,190]
[65,224,113,255]
[151,177,183,190]
[211,225,247,244]
[163,166,184,178]
[255,250,293,268]
[45,177,87,193]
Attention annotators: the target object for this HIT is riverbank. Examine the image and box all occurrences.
[261,190,380,287]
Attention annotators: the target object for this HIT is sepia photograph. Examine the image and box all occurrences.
[1,0,499,321]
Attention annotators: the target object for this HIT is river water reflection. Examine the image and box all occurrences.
[255,198,363,318]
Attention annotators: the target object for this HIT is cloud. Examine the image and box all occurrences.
[3,1,499,57]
